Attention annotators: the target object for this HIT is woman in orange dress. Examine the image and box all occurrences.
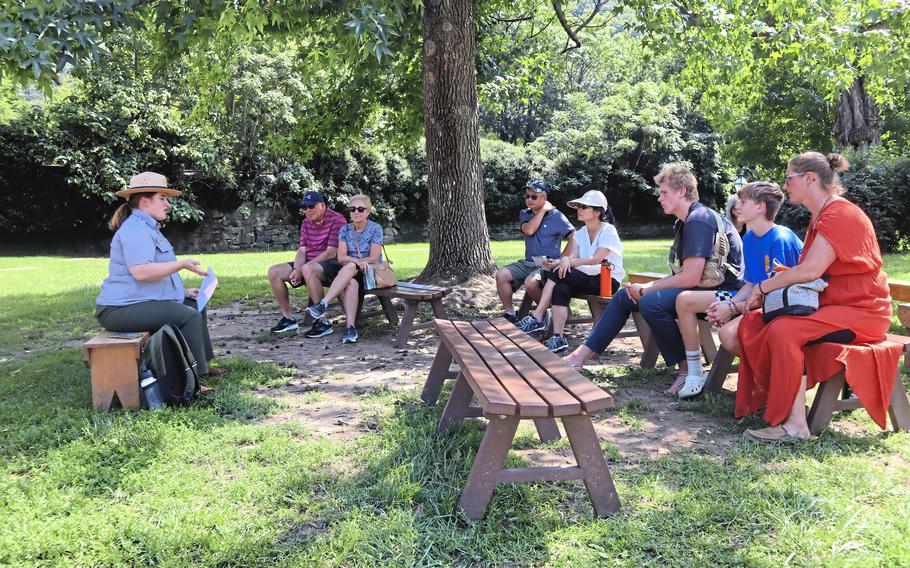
[736,151,897,441]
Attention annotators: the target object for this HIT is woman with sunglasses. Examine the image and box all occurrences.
[516,190,624,352]
[735,152,899,442]
[306,194,384,344]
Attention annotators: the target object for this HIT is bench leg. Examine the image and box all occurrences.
[379,296,399,326]
[533,418,560,443]
[394,301,418,348]
[588,298,605,322]
[431,298,448,319]
[887,371,910,432]
[632,313,659,369]
[698,320,718,363]
[438,372,474,431]
[517,293,534,319]
[422,343,454,404]
[808,371,845,436]
[562,414,620,516]
[89,348,141,412]
[457,415,521,520]
[705,346,736,394]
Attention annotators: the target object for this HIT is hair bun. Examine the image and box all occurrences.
[827,153,850,173]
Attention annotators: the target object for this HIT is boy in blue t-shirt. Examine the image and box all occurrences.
[675,181,803,398]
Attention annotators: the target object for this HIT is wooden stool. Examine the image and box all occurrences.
[82,331,149,412]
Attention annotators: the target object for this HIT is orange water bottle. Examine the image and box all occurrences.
[600,260,613,297]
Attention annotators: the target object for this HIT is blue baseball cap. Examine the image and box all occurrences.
[301,191,325,206]
[524,180,551,194]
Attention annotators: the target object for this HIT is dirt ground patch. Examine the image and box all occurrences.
[207,276,747,463]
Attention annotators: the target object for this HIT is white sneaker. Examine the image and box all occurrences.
[678,373,707,400]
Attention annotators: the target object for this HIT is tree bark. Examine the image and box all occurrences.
[833,76,883,152]
[419,0,496,283]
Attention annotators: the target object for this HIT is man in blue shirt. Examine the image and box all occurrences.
[495,180,575,322]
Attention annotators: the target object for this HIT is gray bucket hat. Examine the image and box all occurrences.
[567,190,609,209]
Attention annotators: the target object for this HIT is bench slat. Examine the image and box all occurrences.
[452,321,550,417]
[491,320,613,413]
[435,320,517,415]
[471,321,582,416]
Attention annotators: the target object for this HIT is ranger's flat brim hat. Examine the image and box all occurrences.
[115,172,182,198]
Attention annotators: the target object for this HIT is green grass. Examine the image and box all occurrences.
[1,241,910,566]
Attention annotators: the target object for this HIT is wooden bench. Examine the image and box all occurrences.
[421,318,619,520]
[807,334,910,435]
[358,282,452,347]
[82,331,150,412]
[303,281,452,347]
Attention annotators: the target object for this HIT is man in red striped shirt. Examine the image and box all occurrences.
[267,191,347,336]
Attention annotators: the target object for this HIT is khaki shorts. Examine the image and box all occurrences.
[504,260,543,292]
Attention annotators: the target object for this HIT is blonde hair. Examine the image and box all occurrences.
[348,194,373,212]
[788,151,850,195]
[738,181,785,221]
[107,193,153,231]
[654,163,698,201]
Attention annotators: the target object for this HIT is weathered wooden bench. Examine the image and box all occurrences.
[805,334,910,435]
[82,331,149,412]
[359,282,452,347]
[303,281,452,347]
[421,318,619,520]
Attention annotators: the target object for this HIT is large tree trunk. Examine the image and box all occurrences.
[419,0,496,283]
[833,76,883,152]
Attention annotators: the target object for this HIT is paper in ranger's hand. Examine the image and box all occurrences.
[196,267,218,312]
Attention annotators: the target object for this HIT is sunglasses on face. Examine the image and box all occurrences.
[348,206,368,213]
[576,204,592,210]
[783,172,806,186]
[302,204,317,210]
[525,194,540,201]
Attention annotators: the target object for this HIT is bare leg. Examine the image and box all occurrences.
[267,263,294,317]
[781,375,811,437]
[675,291,716,352]
[322,263,358,305]
[551,306,569,336]
[495,268,516,312]
[524,273,543,304]
[718,317,742,355]
[300,261,326,304]
[342,278,360,327]
[564,343,596,368]
[532,279,556,320]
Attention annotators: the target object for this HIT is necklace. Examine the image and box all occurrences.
[810,194,836,232]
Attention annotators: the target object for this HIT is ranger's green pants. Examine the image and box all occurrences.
[96,299,214,375]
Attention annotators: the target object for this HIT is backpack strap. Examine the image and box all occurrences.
[706,208,742,279]
[162,324,199,403]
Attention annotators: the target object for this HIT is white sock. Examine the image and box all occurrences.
[685,350,704,377]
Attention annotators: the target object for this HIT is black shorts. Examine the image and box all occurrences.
[287,259,341,288]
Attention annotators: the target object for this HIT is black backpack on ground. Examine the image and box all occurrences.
[141,324,200,405]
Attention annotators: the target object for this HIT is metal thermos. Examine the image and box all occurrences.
[139,361,165,410]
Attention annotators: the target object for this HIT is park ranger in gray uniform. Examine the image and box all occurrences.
[95,172,223,377]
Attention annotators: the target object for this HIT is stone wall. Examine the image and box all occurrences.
[167,209,402,253]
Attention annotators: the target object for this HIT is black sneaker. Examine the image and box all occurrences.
[502,312,519,323]
[270,316,299,334]
[342,326,358,344]
[304,319,334,338]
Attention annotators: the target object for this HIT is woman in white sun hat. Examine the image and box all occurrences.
[95,172,223,377]
[515,189,625,353]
